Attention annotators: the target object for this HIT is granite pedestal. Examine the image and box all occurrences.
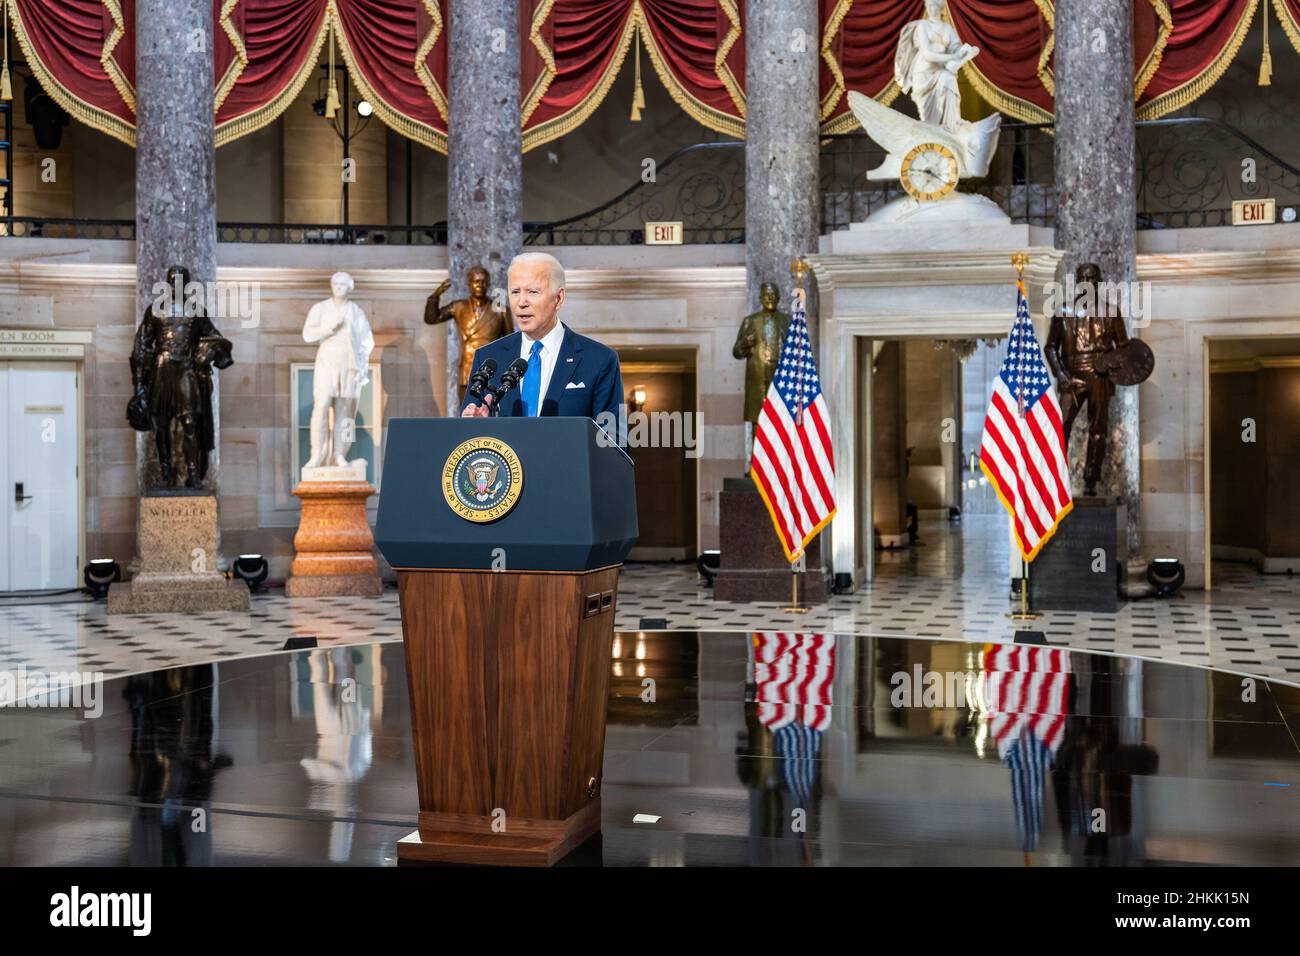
[285,475,383,598]
[714,477,829,603]
[1027,497,1126,613]
[107,494,250,614]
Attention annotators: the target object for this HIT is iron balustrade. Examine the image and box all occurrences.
[1,118,1296,243]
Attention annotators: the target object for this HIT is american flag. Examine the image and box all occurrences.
[751,287,836,562]
[752,633,836,807]
[979,280,1072,561]
[981,644,1073,853]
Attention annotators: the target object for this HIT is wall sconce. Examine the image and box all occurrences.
[629,386,647,413]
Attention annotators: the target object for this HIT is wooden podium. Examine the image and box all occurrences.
[375,418,637,866]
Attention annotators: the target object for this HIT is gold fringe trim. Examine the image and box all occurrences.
[1038,0,1173,103]
[629,19,644,119]
[1,0,11,102]
[716,0,743,118]
[523,0,747,149]
[214,7,330,147]
[414,0,447,122]
[1135,0,1173,101]
[635,3,744,139]
[521,4,639,153]
[1273,0,1300,52]
[819,78,900,134]
[215,0,248,115]
[1035,0,1055,97]
[1260,0,1274,84]
[7,0,136,145]
[521,0,556,127]
[819,0,852,120]
[331,2,448,152]
[1137,0,1259,119]
[962,59,1053,123]
[940,1,1052,123]
[100,0,135,113]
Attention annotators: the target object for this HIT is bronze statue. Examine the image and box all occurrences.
[128,265,234,489]
[424,265,509,389]
[733,282,791,424]
[1045,262,1153,496]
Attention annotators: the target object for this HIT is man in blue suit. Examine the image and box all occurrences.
[461,252,625,444]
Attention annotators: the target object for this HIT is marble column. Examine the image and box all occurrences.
[744,0,819,314]
[134,0,219,492]
[446,0,522,413]
[1054,0,1141,555]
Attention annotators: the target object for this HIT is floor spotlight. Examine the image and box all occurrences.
[1147,558,1186,597]
[234,554,270,591]
[83,559,120,600]
[697,549,720,586]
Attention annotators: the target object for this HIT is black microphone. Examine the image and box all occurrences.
[490,357,530,412]
[467,358,497,401]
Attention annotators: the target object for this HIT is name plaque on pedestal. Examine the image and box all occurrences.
[107,495,250,614]
[1028,497,1126,613]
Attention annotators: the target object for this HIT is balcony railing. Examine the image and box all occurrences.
[1,118,1296,244]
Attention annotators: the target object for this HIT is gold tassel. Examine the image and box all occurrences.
[1,2,12,102]
[630,22,645,121]
[325,20,341,118]
[1260,0,1273,86]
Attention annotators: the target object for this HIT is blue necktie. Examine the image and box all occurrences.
[521,340,543,417]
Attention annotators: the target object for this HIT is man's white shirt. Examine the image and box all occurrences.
[518,320,566,415]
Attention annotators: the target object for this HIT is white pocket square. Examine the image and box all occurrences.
[565,381,586,389]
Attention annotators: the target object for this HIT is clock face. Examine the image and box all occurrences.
[900,142,959,202]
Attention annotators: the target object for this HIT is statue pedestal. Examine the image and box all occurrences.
[286,480,383,598]
[1027,496,1127,613]
[713,478,829,604]
[108,494,250,614]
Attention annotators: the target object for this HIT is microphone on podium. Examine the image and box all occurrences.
[467,358,498,401]
[490,358,530,414]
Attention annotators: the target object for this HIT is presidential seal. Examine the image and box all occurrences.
[441,436,523,523]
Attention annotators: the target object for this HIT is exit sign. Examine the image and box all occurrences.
[1233,198,1276,226]
[645,221,683,244]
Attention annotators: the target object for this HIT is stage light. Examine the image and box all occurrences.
[1147,557,1185,597]
[233,554,270,591]
[356,100,374,117]
[697,549,720,586]
[82,559,120,600]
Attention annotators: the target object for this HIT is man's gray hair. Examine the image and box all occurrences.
[508,252,565,291]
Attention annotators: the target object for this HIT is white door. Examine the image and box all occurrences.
[1,362,80,591]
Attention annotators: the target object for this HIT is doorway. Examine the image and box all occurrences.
[615,347,699,561]
[867,337,1009,582]
[0,361,82,591]
[1207,337,1300,578]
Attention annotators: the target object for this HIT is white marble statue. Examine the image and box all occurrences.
[302,271,374,472]
[896,0,978,132]
[848,0,1002,197]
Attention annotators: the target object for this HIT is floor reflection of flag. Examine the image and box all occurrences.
[981,644,1072,854]
[753,633,836,805]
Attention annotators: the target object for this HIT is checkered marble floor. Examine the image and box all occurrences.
[1,516,1298,686]
[0,593,406,693]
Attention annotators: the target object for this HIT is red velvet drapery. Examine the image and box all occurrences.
[520,0,744,150]
[0,0,1272,152]
[1136,0,1258,117]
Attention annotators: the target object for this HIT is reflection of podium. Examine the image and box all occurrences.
[376,418,637,865]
